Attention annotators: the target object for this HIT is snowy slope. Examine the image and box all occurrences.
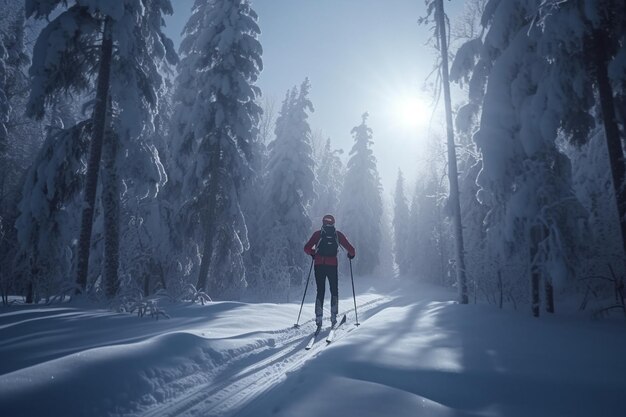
[1,281,625,417]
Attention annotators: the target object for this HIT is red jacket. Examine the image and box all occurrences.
[304,229,355,266]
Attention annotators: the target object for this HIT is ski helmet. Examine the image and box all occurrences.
[322,214,335,225]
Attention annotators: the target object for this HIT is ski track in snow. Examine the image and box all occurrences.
[137,296,393,417]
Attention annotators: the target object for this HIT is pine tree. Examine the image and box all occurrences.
[339,112,383,276]
[432,0,469,303]
[0,13,30,214]
[0,13,33,303]
[15,121,91,302]
[119,87,181,299]
[408,156,449,284]
[538,0,626,261]
[262,80,316,296]
[171,0,262,298]
[241,113,269,297]
[0,37,8,292]
[26,0,177,297]
[393,170,411,277]
[311,138,344,223]
[0,36,8,160]
[451,0,589,312]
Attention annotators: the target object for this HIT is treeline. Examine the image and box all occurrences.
[392,0,626,316]
[1,0,625,318]
[0,0,387,306]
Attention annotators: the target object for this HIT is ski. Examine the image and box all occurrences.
[305,326,322,350]
[326,314,346,344]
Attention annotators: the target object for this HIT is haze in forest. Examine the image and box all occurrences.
[164,0,464,194]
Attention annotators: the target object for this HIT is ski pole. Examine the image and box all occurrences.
[294,257,314,328]
[350,258,360,326]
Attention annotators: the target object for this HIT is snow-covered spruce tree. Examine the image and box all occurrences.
[562,127,622,309]
[452,0,588,314]
[421,0,469,303]
[0,38,8,294]
[117,86,186,300]
[110,2,178,301]
[0,18,37,302]
[260,80,316,299]
[451,70,493,302]
[526,0,626,310]
[459,153,491,303]
[0,31,9,301]
[26,0,177,297]
[0,36,8,161]
[451,2,522,304]
[408,153,450,285]
[310,138,344,224]
[448,0,494,303]
[392,170,411,277]
[538,0,626,257]
[0,13,31,221]
[171,0,262,299]
[15,121,90,302]
[0,11,30,169]
[241,114,269,298]
[338,112,383,276]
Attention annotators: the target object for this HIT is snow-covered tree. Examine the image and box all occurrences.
[310,138,343,223]
[0,37,8,159]
[562,126,622,309]
[407,153,450,285]
[530,0,626,311]
[537,0,626,259]
[451,0,590,313]
[15,121,90,302]
[26,4,115,297]
[171,0,262,298]
[0,37,9,296]
[338,112,383,276]
[392,170,411,277]
[115,85,189,300]
[260,80,316,299]
[421,0,469,303]
[0,13,31,215]
[26,0,177,297]
[241,121,269,298]
[0,12,37,303]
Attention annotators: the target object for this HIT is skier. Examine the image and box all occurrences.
[304,214,355,330]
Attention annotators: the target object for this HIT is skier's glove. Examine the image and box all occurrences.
[348,253,355,259]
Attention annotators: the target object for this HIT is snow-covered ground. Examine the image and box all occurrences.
[1,279,625,417]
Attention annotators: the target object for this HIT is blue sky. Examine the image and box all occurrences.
[164,0,465,195]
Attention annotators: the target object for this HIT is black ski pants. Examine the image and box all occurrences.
[314,265,338,326]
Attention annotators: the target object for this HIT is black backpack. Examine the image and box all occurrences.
[316,224,339,257]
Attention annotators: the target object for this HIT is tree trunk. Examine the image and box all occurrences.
[497,269,503,309]
[545,280,554,313]
[102,127,119,299]
[196,221,215,292]
[196,142,221,292]
[530,225,543,317]
[143,273,150,297]
[435,0,468,304]
[75,18,113,293]
[158,264,167,291]
[592,30,626,259]
[25,280,33,304]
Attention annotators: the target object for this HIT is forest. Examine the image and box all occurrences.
[0,0,625,319]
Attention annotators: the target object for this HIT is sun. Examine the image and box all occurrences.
[390,95,433,130]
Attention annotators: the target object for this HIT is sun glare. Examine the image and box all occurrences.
[391,95,432,130]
